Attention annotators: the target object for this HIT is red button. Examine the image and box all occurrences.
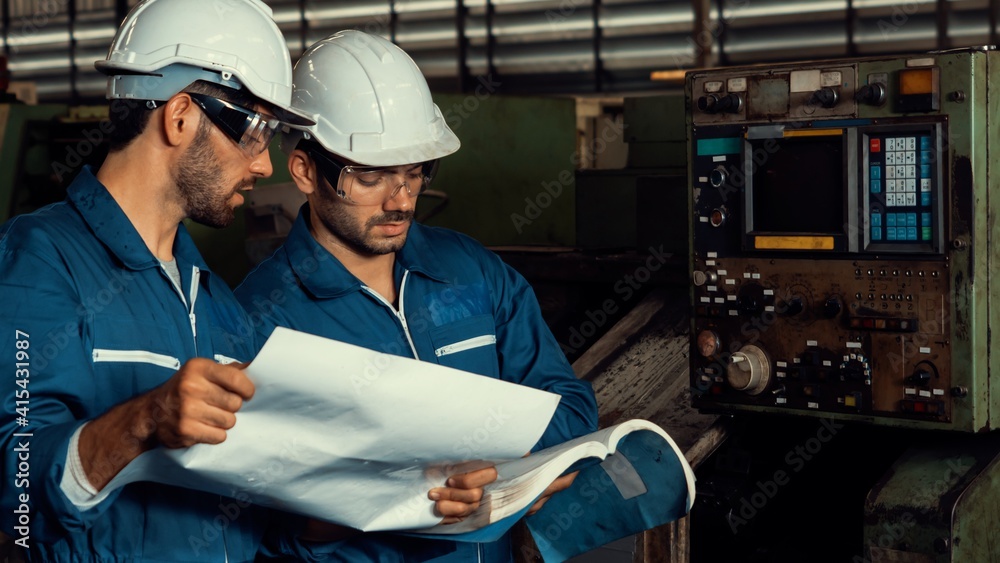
[871,139,881,153]
[914,401,926,413]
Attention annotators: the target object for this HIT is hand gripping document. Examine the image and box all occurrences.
[100,328,695,561]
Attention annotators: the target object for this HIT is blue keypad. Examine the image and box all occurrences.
[920,151,933,164]
[907,227,917,240]
[871,179,882,193]
[872,227,882,241]
[920,165,931,178]
[887,227,897,241]
[907,213,917,227]
[920,136,932,150]
[921,212,931,225]
[871,213,882,227]
[886,214,896,227]
[871,165,882,179]
[921,192,932,206]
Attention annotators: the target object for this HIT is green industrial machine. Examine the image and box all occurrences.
[686,48,1000,561]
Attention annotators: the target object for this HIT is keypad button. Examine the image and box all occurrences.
[870,165,882,179]
[920,165,931,178]
[907,227,917,240]
[871,213,882,227]
[887,138,896,151]
[906,137,916,151]
[871,179,882,193]
[886,152,896,165]
[872,226,882,241]
[921,178,931,191]
[906,179,916,192]
[921,192,932,206]
[920,151,933,164]
[921,227,932,241]
[906,193,916,206]
[887,179,896,192]
[920,136,932,150]
[921,212,931,225]
[887,213,897,227]
[887,227,897,240]
[887,193,897,207]
[870,138,881,153]
[904,152,916,165]
[887,166,895,178]
[905,165,915,179]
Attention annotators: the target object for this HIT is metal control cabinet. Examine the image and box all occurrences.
[686,49,999,432]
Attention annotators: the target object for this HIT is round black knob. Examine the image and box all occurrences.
[952,386,969,398]
[907,369,932,386]
[698,93,742,114]
[781,298,804,316]
[854,82,887,106]
[823,297,842,319]
[737,284,766,317]
[721,93,742,113]
[697,94,719,113]
[810,87,840,109]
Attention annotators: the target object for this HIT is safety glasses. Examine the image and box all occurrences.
[306,143,438,206]
[188,92,280,157]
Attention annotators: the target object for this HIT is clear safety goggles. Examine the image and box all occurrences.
[307,144,438,206]
[188,92,280,157]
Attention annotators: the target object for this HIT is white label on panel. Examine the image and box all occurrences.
[699,176,708,183]
[706,260,716,266]
[718,270,727,276]
[919,390,932,398]
[807,340,818,347]
[727,279,736,285]
[808,402,819,409]
[933,389,945,396]
[764,289,775,296]
[790,69,821,93]
[728,77,747,92]
[847,342,862,349]
[705,80,724,93]
[700,216,709,223]
[820,71,843,87]
[920,347,931,354]
[707,252,718,258]
[713,155,726,162]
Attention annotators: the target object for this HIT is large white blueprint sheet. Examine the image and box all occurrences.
[104,327,561,532]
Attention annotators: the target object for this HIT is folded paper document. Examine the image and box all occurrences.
[101,328,694,559]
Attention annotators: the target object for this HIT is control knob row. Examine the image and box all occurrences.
[697,93,743,114]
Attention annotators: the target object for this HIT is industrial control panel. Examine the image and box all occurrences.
[686,49,1000,432]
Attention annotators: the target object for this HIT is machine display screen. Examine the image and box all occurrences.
[749,135,845,234]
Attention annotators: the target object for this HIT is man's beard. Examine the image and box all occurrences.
[315,194,415,256]
[173,122,253,228]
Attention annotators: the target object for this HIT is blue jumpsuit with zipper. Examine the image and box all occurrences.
[0,169,394,562]
[236,205,599,562]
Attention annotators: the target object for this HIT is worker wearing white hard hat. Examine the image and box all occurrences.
[237,30,598,563]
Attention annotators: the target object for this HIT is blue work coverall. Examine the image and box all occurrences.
[235,206,600,563]
[0,168,267,561]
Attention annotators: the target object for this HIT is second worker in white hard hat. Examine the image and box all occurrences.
[236,30,599,562]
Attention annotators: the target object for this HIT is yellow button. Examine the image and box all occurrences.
[845,395,857,407]
[900,68,934,95]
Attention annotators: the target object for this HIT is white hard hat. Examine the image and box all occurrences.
[283,31,460,166]
[95,0,312,126]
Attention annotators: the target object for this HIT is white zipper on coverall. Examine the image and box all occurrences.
[162,264,230,561]
[362,270,483,562]
[361,269,420,360]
